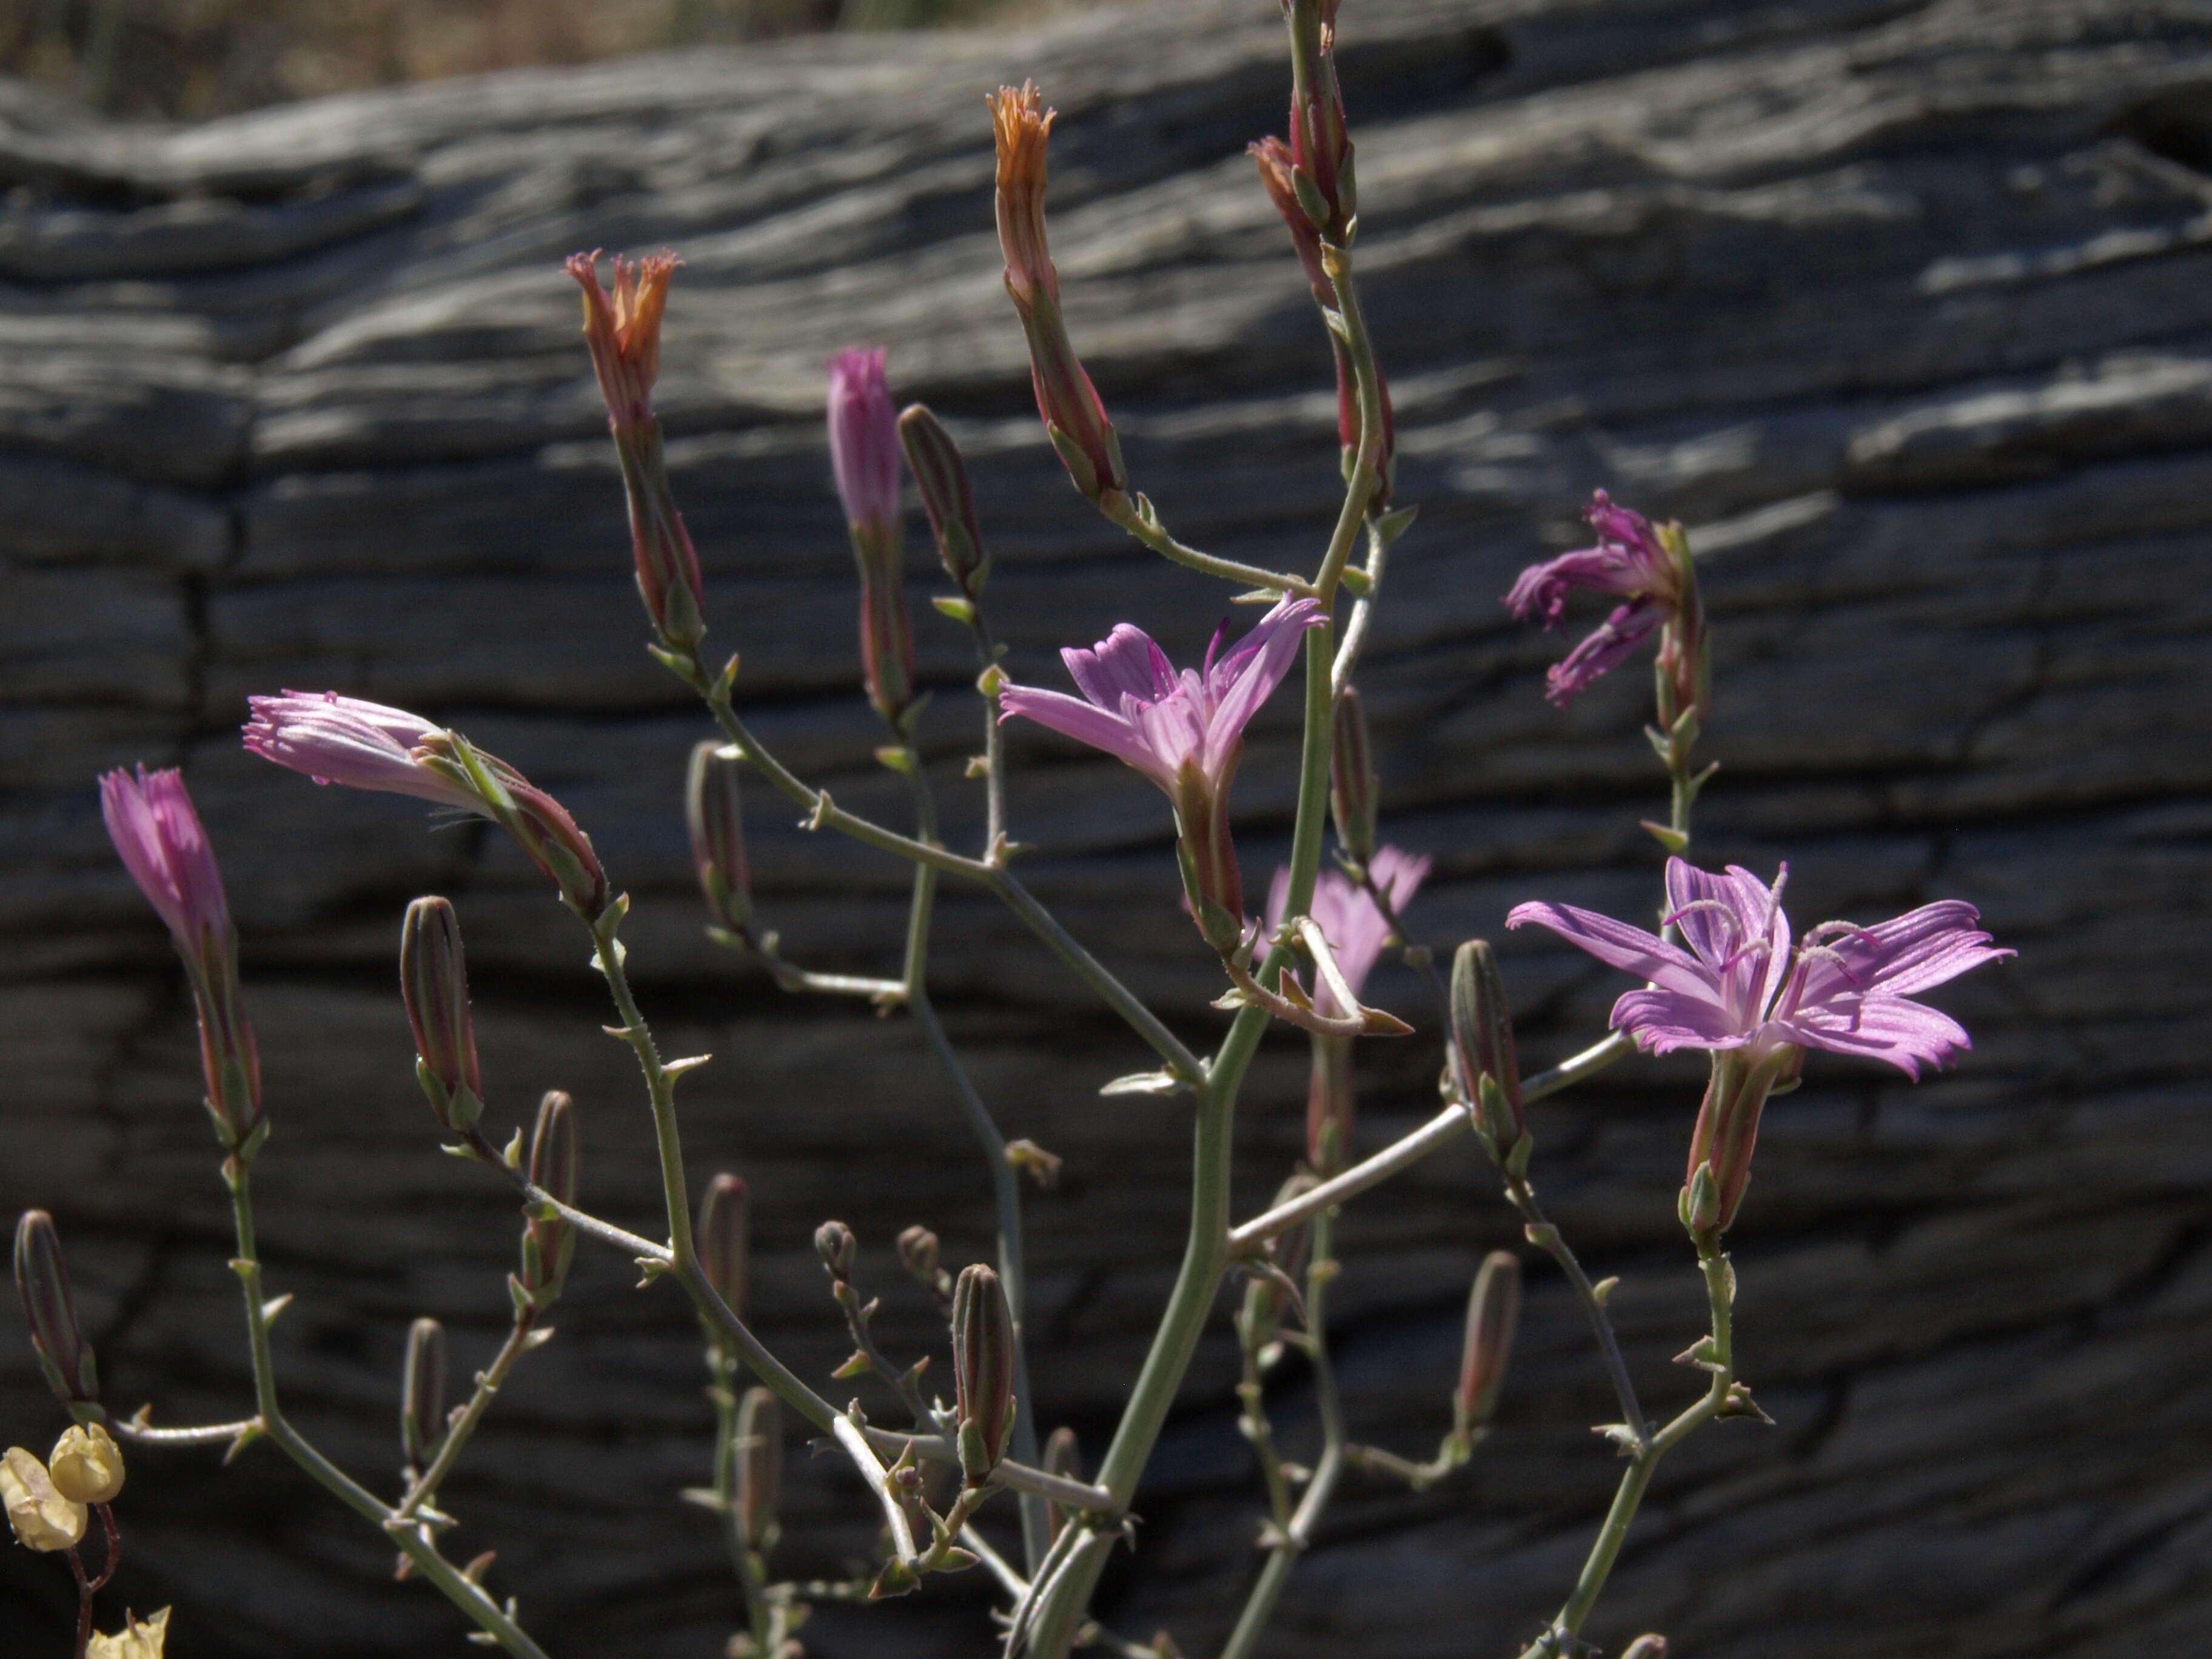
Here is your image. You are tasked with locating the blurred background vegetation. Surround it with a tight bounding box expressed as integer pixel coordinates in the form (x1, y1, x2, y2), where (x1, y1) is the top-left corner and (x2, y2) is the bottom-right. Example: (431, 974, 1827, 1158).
(0, 0, 1110, 119)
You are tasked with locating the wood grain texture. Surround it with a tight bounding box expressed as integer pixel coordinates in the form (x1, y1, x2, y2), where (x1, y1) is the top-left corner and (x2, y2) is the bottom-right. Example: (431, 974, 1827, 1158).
(4, 2, 2210, 1654)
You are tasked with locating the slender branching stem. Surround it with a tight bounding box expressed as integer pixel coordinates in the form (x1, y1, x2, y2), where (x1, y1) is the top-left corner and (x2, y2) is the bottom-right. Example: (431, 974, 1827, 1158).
(709, 1347, 780, 1658)
(1504, 1170, 1649, 1449)
(110, 1414, 261, 1447)
(394, 1306, 541, 1524)
(1100, 495, 1313, 596)
(218, 1156, 550, 1659)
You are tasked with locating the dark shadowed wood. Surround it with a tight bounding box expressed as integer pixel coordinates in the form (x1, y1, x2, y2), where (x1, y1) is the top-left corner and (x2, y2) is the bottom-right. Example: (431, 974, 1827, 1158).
(4, 2, 2210, 1655)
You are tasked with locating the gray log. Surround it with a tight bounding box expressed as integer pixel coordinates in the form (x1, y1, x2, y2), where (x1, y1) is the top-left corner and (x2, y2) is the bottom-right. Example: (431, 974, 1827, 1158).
(4, 1, 2210, 1655)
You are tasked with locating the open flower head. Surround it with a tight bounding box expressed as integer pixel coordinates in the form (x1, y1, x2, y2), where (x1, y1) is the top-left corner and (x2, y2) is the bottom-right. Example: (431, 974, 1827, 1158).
(1266, 845, 1430, 1018)
(1000, 597, 1324, 941)
(1506, 491, 1697, 708)
(1507, 857, 2011, 1079)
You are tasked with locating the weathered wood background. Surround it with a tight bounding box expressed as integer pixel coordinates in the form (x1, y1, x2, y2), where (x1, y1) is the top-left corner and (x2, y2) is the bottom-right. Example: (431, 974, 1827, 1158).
(5, 0, 2211, 1654)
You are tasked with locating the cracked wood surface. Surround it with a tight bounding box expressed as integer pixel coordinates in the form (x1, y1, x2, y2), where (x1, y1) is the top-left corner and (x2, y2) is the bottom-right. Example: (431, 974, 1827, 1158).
(3, 1, 2210, 1655)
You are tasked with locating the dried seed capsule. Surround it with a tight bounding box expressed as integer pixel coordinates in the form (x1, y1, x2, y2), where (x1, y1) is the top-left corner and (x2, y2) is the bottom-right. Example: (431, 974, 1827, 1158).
(400, 897, 481, 1133)
(14, 1210, 96, 1406)
(699, 1173, 749, 1320)
(1, 1447, 85, 1552)
(1453, 1251, 1522, 1436)
(1449, 939, 1524, 1159)
(734, 1385, 782, 1552)
(47, 1423, 124, 1505)
(685, 742, 752, 934)
(950, 1263, 1017, 1486)
(400, 1316, 446, 1468)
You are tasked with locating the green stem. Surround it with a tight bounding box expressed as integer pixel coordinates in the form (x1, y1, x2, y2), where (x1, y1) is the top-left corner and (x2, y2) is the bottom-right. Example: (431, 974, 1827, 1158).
(1101, 496, 1313, 595)
(394, 1307, 540, 1523)
(711, 1346, 777, 1656)
(220, 1157, 549, 1659)
(588, 903, 698, 1275)
(1504, 1170, 1647, 1449)
(1517, 1239, 1737, 1658)
(1313, 245, 1386, 603)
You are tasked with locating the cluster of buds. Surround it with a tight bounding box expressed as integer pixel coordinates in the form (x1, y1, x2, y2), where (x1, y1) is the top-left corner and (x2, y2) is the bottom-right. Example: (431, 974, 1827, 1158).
(518, 1090, 580, 1309)
(244, 694, 608, 918)
(828, 348, 917, 723)
(400, 897, 483, 1134)
(2, 1424, 124, 1554)
(987, 82, 1127, 508)
(1452, 1251, 1521, 1444)
(101, 766, 262, 1150)
(566, 251, 707, 651)
(699, 1172, 749, 1321)
(950, 1263, 1017, 1486)
(685, 741, 753, 938)
(400, 1316, 447, 1470)
(897, 404, 990, 602)
(15, 1210, 96, 1408)
(1450, 940, 1528, 1171)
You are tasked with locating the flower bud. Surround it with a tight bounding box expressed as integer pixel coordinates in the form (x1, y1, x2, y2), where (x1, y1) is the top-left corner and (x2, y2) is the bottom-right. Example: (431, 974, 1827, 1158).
(15, 1210, 96, 1406)
(699, 1173, 749, 1320)
(896, 1224, 939, 1283)
(1621, 1638, 1668, 1659)
(520, 1090, 578, 1301)
(897, 404, 990, 597)
(685, 742, 752, 934)
(988, 82, 1127, 506)
(1284, 0, 1354, 242)
(48, 1423, 124, 1504)
(1453, 1251, 1521, 1436)
(828, 348, 916, 722)
(1305, 1033, 1355, 1176)
(400, 897, 481, 1133)
(1450, 940, 1524, 1158)
(814, 1220, 856, 1282)
(1329, 686, 1378, 863)
(1, 1447, 85, 1551)
(950, 1262, 1017, 1485)
(401, 1316, 446, 1467)
(734, 1384, 782, 1551)
(1042, 1426, 1081, 1543)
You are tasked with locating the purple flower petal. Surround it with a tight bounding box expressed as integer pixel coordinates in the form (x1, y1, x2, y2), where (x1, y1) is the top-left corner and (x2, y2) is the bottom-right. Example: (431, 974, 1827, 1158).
(1506, 899, 1718, 1003)
(1064, 623, 1178, 710)
(1772, 995, 1972, 1080)
(243, 691, 480, 811)
(996, 685, 1167, 783)
(1199, 596, 1323, 779)
(1543, 602, 1663, 706)
(827, 348, 901, 535)
(1609, 988, 1754, 1054)
(101, 766, 229, 952)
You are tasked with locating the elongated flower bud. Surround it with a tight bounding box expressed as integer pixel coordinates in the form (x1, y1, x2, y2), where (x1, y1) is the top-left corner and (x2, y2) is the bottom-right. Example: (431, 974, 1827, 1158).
(734, 1384, 782, 1552)
(814, 1219, 856, 1282)
(1042, 1424, 1081, 1543)
(1450, 940, 1524, 1159)
(1329, 686, 1378, 862)
(566, 250, 706, 650)
(1238, 1171, 1318, 1358)
(1454, 1251, 1521, 1436)
(1, 1447, 85, 1552)
(685, 742, 752, 934)
(48, 1423, 123, 1505)
(401, 897, 482, 1133)
(520, 1090, 578, 1302)
(897, 404, 990, 597)
(15, 1210, 96, 1406)
(401, 1316, 446, 1467)
(828, 348, 915, 722)
(699, 1173, 749, 1320)
(988, 82, 1127, 506)
(951, 1263, 1017, 1485)
(1305, 1033, 1355, 1176)
(1285, 0, 1354, 242)
(1621, 1638, 1669, 1659)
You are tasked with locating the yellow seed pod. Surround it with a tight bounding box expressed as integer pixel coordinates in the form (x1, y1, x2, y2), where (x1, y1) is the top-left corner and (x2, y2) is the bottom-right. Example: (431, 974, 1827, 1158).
(1, 1446, 87, 1551)
(49, 1422, 125, 1504)
(89, 1607, 171, 1658)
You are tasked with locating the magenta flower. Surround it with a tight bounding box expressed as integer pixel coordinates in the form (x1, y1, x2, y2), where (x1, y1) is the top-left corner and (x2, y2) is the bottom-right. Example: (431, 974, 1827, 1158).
(999, 596, 1325, 944)
(99, 765, 261, 1145)
(1266, 845, 1431, 1019)
(1507, 857, 2010, 1081)
(1506, 491, 1701, 710)
(245, 692, 608, 916)
(828, 348, 902, 540)
(101, 765, 231, 957)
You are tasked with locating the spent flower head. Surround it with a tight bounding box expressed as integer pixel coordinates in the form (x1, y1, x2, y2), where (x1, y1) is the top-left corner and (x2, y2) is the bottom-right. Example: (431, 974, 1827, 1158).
(1507, 490, 1703, 712)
